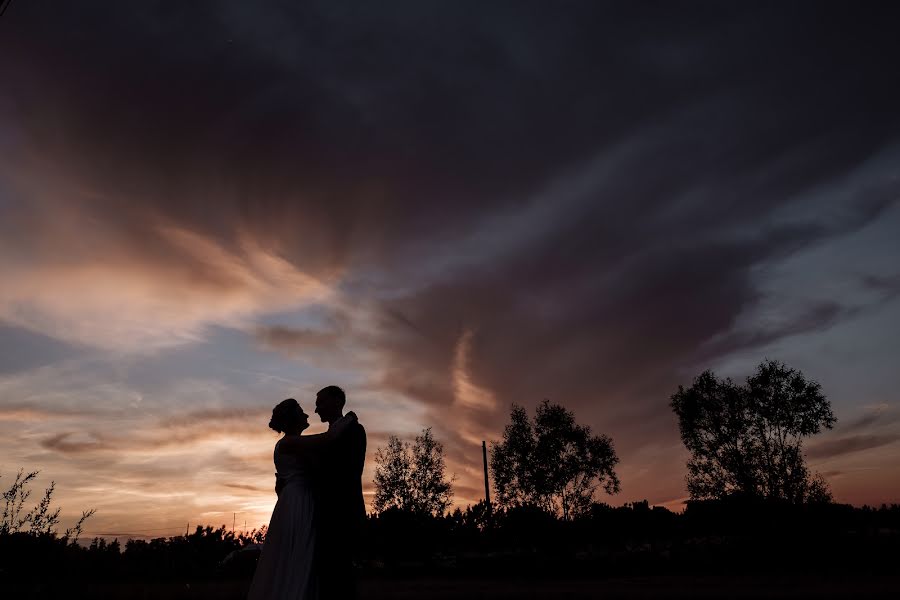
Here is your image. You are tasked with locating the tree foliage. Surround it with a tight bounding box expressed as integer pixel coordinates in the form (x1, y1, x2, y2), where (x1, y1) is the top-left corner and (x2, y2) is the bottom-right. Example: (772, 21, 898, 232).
(490, 400, 620, 520)
(671, 359, 836, 503)
(1, 469, 95, 543)
(372, 427, 454, 516)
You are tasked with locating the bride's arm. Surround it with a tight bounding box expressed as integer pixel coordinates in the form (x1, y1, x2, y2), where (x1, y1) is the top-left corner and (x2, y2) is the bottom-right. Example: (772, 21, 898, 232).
(278, 412, 358, 454)
(277, 431, 330, 453)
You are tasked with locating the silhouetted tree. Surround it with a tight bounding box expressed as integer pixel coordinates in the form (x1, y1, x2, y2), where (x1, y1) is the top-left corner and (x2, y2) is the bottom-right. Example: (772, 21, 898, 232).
(372, 436, 411, 511)
(671, 359, 836, 503)
(372, 427, 454, 516)
(1, 469, 94, 543)
(490, 400, 620, 520)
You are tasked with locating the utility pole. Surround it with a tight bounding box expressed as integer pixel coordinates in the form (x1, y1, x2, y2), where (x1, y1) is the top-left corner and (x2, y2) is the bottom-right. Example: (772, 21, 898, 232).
(482, 441, 491, 509)
(233, 513, 236, 533)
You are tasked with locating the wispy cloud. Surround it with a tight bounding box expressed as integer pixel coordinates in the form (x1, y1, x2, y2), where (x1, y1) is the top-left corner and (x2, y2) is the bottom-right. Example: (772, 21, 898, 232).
(841, 404, 898, 434)
(0, 217, 337, 352)
(254, 325, 342, 355)
(0, 404, 96, 421)
(807, 434, 900, 460)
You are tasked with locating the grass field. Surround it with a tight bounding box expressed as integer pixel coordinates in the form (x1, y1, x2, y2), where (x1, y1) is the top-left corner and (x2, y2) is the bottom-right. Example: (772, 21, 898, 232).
(8, 576, 900, 599)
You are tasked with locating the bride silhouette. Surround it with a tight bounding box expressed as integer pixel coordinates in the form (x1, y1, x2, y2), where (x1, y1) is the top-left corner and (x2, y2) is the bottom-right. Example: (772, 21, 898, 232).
(247, 398, 357, 600)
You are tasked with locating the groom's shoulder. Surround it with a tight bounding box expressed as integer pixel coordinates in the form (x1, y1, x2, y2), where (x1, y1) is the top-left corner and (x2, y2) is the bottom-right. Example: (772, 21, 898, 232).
(350, 420, 366, 446)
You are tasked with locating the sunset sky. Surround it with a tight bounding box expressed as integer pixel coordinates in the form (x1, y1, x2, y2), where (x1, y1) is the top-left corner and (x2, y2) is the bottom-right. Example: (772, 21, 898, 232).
(1, 2, 899, 539)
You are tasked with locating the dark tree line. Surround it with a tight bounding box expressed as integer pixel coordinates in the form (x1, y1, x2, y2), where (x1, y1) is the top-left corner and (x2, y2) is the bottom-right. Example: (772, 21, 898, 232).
(363, 497, 900, 575)
(7, 358, 892, 589)
(7, 499, 899, 586)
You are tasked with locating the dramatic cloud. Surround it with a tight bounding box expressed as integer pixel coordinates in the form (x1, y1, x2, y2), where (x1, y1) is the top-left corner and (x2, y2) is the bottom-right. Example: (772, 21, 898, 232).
(807, 434, 900, 460)
(840, 405, 899, 434)
(807, 405, 900, 460)
(0, 211, 336, 351)
(254, 326, 342, 354)
(1, 1, 900, 531)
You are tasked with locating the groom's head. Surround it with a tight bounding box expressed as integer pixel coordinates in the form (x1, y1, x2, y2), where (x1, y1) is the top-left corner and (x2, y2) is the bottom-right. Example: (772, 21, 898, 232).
(315, 385, 346, 424)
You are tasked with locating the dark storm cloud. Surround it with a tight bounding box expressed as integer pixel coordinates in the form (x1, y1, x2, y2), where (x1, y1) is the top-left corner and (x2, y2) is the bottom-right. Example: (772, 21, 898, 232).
(702, 300, 852, 358)
(4, 1, 896, 272)
(375, 199, 895, 459)
(3, 1, 900, 505)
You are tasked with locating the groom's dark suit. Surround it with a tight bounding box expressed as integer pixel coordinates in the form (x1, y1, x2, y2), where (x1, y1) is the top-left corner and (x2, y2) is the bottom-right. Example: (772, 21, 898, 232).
(317, 418, 366, 600)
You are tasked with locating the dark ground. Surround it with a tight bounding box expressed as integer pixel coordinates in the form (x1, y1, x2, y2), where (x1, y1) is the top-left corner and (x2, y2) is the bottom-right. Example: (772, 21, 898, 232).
(7, 576, 900, 600)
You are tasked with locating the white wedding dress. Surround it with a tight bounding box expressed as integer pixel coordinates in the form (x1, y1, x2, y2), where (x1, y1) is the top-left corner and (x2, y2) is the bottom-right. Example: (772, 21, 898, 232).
(247, 438, 318, 600)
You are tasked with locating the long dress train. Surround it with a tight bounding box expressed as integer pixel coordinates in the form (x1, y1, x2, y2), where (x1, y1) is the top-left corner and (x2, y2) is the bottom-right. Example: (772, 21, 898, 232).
(247, 439, 317, 600)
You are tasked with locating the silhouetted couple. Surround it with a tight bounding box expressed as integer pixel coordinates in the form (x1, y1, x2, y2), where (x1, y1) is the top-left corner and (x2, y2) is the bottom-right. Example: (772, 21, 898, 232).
(248, 386, 366, 600)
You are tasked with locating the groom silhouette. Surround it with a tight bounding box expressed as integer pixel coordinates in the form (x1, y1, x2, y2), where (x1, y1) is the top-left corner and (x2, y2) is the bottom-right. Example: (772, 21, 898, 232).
(314, 385, 366, 600)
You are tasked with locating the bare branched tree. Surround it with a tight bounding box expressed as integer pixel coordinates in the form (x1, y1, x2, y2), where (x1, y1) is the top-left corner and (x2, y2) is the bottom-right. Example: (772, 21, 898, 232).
(1, 469, 96, 543)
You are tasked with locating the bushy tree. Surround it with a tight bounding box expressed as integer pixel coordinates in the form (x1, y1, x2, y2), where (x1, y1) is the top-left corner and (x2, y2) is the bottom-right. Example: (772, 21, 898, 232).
(671, 359, 836, 503)
(490, 400, 620, 520)
(373, 427, 454, 516)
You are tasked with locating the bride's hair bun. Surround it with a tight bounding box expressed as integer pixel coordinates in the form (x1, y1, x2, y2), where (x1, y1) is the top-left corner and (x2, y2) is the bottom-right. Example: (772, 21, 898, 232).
(269, 398, 302, 433)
